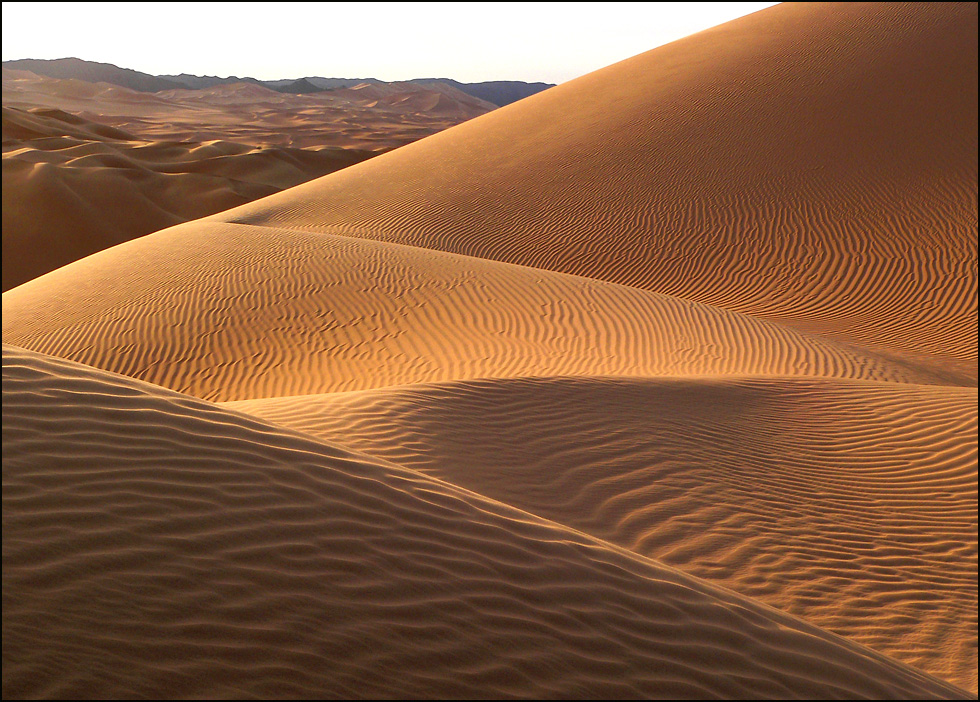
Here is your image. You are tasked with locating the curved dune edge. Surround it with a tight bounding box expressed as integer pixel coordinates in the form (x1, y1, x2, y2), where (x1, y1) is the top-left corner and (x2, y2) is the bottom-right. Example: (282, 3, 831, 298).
(1, 221, 973, 404)
(226, 374, 978, 691)
(210, 2, 977, 370)
(2, 344, 972, 699)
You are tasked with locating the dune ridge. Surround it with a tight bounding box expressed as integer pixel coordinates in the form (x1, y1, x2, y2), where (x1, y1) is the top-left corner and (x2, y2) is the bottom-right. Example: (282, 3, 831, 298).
(2, 222, 972, 405)
(3, 344, 972, 699)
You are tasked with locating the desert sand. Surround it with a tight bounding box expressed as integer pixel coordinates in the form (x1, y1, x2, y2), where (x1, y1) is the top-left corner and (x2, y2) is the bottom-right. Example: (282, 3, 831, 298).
(2, 70, 494, 290)
(2, 1, 977, 699)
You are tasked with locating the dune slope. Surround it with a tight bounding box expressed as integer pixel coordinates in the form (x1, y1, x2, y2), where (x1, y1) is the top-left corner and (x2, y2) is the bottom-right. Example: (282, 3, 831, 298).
(214, 2, 977, 375)
(2, 345, 971, 699)
(227, 375, 978, 690)
(1, 222, 969, 402)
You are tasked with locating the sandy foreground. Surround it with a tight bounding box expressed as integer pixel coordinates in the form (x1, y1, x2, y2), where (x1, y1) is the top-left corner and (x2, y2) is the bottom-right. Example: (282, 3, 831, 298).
(2, 1, 977, 699)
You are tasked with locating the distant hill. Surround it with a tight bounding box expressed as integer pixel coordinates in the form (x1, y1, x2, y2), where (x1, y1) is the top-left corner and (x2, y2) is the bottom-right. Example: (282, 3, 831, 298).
(304, 77, 379, 91)
(276, 77, 326, 94)
(413, 79, 554, 106)
(157, 73, 266, 90)
(2, 57, 554, 107)
(3, 58, 186, 92)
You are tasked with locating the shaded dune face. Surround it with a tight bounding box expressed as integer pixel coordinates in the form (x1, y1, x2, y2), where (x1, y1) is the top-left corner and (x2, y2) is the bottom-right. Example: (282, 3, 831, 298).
(227, 375, 978, 691)
(2, 345, 970, 700)
(2, 1, 977, 698)
(216, 2, 978, 376)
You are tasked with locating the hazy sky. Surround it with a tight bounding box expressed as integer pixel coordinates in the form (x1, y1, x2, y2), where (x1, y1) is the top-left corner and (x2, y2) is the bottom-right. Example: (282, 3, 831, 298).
(2, 2, 777, 84)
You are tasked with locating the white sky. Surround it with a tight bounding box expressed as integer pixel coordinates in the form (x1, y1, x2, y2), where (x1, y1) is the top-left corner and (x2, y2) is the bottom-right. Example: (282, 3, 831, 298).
(1, 2, 778, 84)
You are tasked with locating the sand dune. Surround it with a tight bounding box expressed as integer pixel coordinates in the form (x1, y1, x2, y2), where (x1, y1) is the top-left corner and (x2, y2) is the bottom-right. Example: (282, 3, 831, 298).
(2, 1, 977, 698)
(215, 2, 978, 378)
(3, 344, 970, 699)
(2, 107, 376, 290)
(325, 80, 497, 118)
(3, 221, 971, 403)
(227, 375, 977, 689)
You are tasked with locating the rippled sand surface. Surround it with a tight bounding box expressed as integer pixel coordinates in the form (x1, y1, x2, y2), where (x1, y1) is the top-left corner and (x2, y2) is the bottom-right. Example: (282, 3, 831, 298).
(3, 2, 976, 697)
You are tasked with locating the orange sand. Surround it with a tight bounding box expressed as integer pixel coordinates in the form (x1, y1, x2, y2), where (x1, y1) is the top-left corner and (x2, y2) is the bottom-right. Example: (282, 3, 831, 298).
(2, 2, 977, 698)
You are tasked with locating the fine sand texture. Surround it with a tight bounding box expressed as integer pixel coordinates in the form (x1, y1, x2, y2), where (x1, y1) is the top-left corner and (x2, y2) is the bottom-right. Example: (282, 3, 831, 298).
(2, 71, 494, 290)
(2, 1, 977, 698)
(2, 345, 970, 699)
(227, 376, 978, 691)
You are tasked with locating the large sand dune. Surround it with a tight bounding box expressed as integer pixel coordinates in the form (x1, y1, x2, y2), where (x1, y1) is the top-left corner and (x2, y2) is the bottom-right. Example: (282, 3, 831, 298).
(215, 1, 978, 379)
(2, 1, 977, 698)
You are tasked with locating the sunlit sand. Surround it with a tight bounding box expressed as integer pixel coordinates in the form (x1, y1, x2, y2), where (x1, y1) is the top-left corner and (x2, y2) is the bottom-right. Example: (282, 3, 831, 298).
(3, 2, 976, 698)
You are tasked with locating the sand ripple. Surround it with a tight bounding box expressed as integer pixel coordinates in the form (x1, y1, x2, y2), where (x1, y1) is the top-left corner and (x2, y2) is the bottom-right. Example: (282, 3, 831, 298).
(2, 222, 970, 403)
(2, 2, 976, 697)
(227, 375, 978, 690)
(3, 345, 971, 699)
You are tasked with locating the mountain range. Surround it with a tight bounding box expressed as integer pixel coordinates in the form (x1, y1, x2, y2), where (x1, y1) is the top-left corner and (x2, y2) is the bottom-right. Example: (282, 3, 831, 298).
(2, 57, 553, 106)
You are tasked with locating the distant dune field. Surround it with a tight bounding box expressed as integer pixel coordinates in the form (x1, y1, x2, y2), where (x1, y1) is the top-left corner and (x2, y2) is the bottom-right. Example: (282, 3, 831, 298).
(3, 2, 977, 699)
(2, 70, 495, 290)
